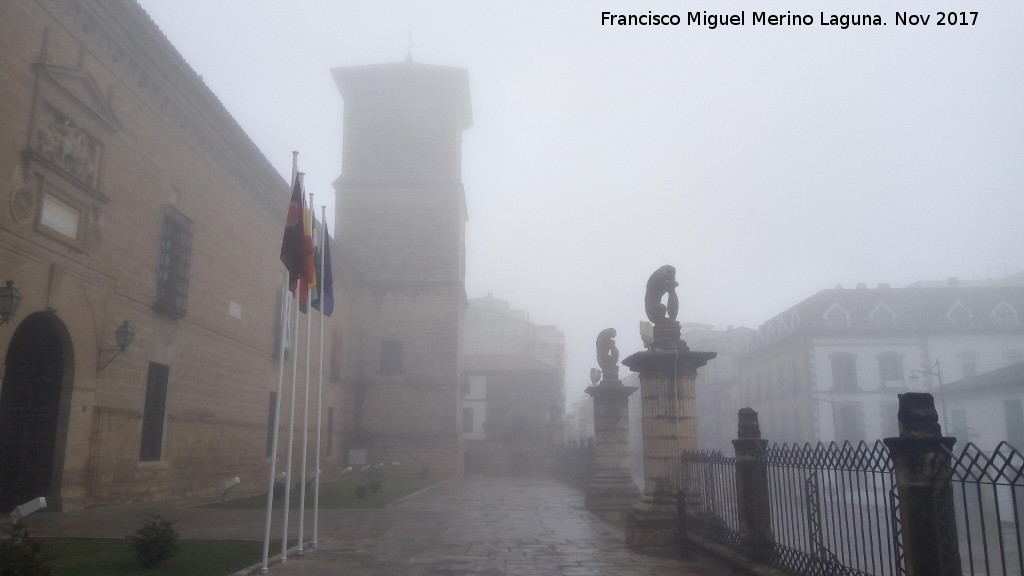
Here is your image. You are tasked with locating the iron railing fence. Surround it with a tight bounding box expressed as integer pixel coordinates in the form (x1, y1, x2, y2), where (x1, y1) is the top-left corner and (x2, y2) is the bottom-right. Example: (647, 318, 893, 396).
(554, 439, 594, 488)
(680, 450, 741, 547)
(681, 440, 903, 576)
(941, 441, 1024, 576)
(762, 441, 902, 576)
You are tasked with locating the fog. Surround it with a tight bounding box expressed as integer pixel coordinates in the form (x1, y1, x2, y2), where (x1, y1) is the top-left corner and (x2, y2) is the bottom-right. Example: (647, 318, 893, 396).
(138, 0, 1024, 404)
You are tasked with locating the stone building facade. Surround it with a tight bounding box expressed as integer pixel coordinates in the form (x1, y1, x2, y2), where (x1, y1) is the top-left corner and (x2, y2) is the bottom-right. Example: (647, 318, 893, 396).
(332, 60, 471, 479)
(0, 0, 470, 509)
(734, 277, 1024, 445)
(462, 295, 565, 475)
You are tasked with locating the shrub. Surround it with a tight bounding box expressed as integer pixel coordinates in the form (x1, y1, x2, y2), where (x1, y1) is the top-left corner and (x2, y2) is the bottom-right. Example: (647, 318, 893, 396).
(130, 514, 179, 568)
(353, 485, 368, 499)
(368, 478, 382, 493)
(0, 523, 53, 576)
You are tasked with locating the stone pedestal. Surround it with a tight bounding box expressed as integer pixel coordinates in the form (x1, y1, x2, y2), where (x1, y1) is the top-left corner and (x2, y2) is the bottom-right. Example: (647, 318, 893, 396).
(883, 393, 963, 576)
(585, 380, 640, 525)
(622, 321, 715, 552)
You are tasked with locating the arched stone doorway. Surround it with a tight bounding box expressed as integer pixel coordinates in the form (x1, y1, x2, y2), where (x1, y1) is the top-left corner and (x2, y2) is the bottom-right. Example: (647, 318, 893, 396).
(0, 312, 74, 512)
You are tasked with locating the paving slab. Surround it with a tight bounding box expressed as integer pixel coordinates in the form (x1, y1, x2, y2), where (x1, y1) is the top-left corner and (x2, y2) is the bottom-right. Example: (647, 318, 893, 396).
(29, 475, 715, 575)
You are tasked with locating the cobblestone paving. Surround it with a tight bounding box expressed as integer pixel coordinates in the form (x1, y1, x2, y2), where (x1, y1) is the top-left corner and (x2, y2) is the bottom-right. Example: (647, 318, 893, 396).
(31, 475, 713, 575)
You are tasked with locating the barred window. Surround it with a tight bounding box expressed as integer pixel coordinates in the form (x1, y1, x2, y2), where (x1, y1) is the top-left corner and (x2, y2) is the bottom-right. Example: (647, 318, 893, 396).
(830, 352, 859, 392)
(154, 206, 193, 317)
(140, 362, 170, 461)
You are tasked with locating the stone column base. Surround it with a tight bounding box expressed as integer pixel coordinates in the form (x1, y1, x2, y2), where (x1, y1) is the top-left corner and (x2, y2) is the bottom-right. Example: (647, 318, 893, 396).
(625, 496, 678, 552)
(585, 472, 641, 526)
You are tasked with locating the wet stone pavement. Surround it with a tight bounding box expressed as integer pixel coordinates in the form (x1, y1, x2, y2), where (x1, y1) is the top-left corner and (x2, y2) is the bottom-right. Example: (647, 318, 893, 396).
(32, 475, 714, 576)
(257, 476, 712, 576)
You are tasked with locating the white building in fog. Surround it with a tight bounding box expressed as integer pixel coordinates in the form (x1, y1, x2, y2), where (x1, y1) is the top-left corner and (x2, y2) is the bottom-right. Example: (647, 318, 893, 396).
(734, 275, 1024, 445)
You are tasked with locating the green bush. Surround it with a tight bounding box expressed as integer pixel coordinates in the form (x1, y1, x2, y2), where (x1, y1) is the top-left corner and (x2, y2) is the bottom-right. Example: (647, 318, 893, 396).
(353, 485, 368, 499)
(0, 523, 53, 576)
(368, 478, 382, 493)
(130, 514, 179, 568)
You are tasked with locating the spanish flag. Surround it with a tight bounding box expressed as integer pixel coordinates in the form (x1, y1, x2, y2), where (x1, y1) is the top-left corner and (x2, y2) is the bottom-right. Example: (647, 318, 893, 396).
(298, 195, 316, 313)
(280, 174, 315, 298)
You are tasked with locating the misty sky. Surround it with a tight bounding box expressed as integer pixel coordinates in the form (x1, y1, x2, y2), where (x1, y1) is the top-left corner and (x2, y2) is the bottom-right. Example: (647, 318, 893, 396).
(137, 0, 1024, 404)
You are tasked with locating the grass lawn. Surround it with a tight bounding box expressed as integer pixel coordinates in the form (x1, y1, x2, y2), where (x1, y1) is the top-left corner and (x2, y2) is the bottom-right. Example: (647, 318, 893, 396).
(210, 472, 439, 510)
(43, 538, 272, 576)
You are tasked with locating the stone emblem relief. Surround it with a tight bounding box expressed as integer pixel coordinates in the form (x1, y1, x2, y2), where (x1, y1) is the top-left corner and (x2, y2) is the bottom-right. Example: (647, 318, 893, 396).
(35, 105, 101, 187)
(7, 163, 35, 225)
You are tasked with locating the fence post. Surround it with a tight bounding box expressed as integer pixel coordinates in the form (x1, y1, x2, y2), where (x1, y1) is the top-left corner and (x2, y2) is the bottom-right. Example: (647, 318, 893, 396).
(732, 407, 773, 561)
(883, 392, 962, 576)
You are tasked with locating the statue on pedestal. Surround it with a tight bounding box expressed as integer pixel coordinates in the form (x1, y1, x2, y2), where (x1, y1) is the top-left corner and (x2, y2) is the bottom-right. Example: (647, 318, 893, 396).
(596, 328, 620, 383)
(644, 265, 679, 324)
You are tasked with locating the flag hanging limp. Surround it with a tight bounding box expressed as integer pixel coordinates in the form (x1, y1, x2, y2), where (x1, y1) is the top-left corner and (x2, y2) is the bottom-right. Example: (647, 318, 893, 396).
(280, 176, 314, 293)
(297, 195, 317, 313)
(312, 224, 334, 317)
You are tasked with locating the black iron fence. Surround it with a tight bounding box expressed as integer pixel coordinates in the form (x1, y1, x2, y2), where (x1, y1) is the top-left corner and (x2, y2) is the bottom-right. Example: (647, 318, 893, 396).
(682, 441, 902, 576)
(554, 438, 593, 488)
(679, 397, 1023, 576)
(944, 441, 1024, 576)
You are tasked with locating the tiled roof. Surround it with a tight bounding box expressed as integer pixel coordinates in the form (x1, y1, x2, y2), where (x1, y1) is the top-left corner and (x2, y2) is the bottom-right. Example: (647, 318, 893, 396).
(943, 361, 1024, 393)
(748, 284, 1024, 351)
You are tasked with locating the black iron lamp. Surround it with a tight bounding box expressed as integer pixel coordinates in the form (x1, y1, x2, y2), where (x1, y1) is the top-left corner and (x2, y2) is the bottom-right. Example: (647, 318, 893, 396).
(0, 280, 22, 326)
(98, 320, 134, 370)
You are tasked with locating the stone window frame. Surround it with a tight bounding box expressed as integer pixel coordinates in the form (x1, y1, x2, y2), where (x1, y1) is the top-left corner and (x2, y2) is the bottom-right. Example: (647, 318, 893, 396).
(20, 60, 119, 253)
(877, 352, 905, 388)
(153, 205, 194, 319)
(829, 352, 859, 393)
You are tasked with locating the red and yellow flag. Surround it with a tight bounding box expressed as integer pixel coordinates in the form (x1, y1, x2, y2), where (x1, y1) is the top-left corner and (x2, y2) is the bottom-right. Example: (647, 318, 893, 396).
(280, 175, 314, 297)
(298, 197, 316, 312)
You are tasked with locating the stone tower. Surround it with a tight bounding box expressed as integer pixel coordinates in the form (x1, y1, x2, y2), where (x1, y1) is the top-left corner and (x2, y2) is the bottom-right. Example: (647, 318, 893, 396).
(332, 60, 472, 477)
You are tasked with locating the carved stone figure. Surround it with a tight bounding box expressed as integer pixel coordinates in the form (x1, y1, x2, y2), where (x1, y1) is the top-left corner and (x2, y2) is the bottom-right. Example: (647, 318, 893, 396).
(596, 328, 619, 376)
(644, 265, 679, 324)
(36, 107, 99, 186)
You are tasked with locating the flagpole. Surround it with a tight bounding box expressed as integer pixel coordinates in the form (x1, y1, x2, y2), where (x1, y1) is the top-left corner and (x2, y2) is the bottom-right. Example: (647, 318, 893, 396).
(281, 172, 305, 562)
(297, 192, 314, 555)
(263, 151, 300, 572)
(313, 205, 327, 548)
(260, 273, 290, 573)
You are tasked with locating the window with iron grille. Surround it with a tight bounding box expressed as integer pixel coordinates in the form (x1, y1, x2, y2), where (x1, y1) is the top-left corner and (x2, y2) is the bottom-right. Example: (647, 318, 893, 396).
(140, 362, 170, 461)
(154, 206, 193, 317)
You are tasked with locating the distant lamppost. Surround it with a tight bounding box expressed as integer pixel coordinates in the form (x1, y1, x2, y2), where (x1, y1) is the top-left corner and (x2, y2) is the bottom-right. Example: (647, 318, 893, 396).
(97, 320, 135, 371)
(910, 360, 948, 435)
(0, 280, 22, 326)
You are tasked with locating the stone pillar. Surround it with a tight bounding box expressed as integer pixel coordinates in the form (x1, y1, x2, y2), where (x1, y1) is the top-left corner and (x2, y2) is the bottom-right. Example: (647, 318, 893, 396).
(621, 320, 715, 551)
(883, 392, 963, 576)
(732, 408, 773, 560)
(585, 367, 640, 525)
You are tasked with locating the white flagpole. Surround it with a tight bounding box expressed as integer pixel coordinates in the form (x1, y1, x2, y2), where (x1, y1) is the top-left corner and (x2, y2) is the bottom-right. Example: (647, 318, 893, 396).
(260, 272, 290, 573)
(282, 171, 305, 562)
(297, 192, 315, 555)
(313, 205, 327, 548)
(262, 151, 299, 572)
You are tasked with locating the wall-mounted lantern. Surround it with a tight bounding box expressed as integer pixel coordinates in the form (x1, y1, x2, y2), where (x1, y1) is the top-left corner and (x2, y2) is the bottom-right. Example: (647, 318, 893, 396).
(0, 281, 22, 326)
(98, 320, 134, 371)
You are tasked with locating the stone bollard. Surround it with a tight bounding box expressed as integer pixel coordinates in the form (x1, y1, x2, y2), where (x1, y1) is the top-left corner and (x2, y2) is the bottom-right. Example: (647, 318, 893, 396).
(731, 408, 773, 561)
(883, 392, 963, 576)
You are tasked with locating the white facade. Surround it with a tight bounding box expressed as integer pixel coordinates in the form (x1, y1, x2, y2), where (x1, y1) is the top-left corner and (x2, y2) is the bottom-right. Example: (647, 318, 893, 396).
(737, 276, 1024, 445)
